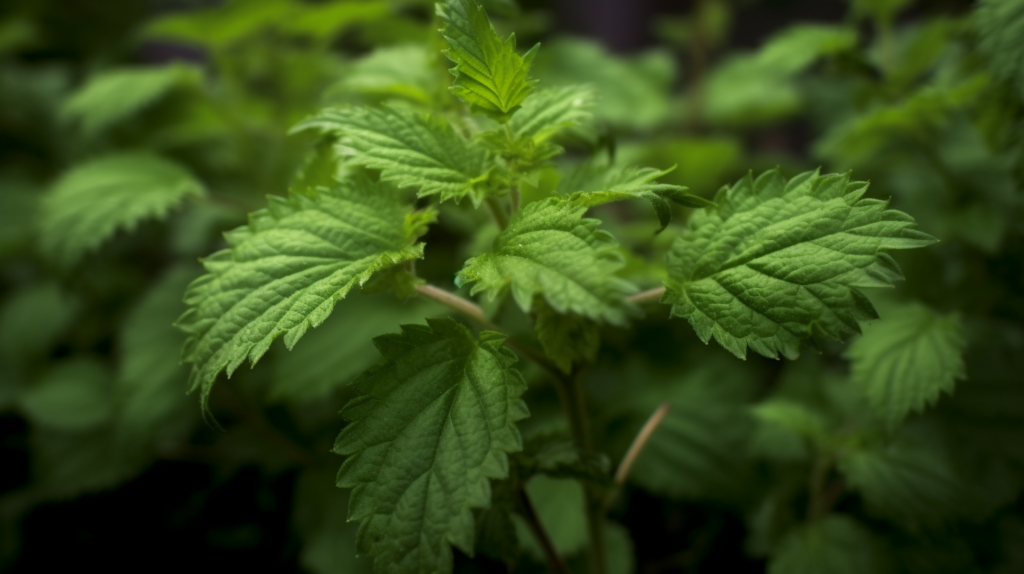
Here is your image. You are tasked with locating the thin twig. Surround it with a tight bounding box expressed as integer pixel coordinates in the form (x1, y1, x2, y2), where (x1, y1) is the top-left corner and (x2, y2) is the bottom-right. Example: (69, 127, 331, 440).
(615, 402, 671, 485)
(516, 487, 572, 574)
(627, 286, 666, 305)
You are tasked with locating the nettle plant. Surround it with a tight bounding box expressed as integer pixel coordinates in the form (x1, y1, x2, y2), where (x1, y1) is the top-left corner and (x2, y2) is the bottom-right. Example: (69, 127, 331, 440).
(176, 1, 936, 572)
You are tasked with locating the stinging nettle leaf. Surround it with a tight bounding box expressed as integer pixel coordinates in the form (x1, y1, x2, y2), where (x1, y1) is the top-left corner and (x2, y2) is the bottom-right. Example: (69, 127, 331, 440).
(508, 85, 595, 142)
(334, 318, 528, 574)
(39, 153, 206, 267)
(437, 0, 539, 121)
(562, 161, 714, 232)
(292, 105, 496, 206)
(177, 176, 433, 406)
(456, 196, 639, 325)
(533, 299, 600, 374)
(769, 515, 891, 574)
(664, 169, 936, 360)
(846, 301, 966, 429)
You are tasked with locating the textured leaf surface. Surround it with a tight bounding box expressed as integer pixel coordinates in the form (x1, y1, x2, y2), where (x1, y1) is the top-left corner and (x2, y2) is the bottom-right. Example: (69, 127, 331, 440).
(664, 169, 936, 360)
(333, 318, 528, 574)
(456, 197, 639, 324)
(437, 0, 538, 120)
(293, 105, 494, 205)
(177, 177, 431, 405)
(839, 431, 965, 524)
(769, 515, 890, 574)
(61, 64, 196, 135)
(847, 301, 966, 428)
(39, 153, 205, 267)
(561, 161, 712, 231)
(508, 85, 594, 141)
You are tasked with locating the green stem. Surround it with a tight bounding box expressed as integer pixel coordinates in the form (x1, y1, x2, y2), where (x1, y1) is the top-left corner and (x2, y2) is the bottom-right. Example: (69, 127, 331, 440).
(485, 196, 510, 230)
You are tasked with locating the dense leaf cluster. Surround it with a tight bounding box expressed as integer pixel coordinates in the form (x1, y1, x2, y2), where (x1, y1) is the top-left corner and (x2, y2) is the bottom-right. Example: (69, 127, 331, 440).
(2, 0, 1023, 573)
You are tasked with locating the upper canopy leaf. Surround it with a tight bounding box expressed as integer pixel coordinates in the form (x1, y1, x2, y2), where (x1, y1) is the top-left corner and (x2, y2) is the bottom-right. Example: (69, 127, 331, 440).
(177, 176, 433, 406)
(437, 0, 538, 121)
(664, 169, 936, 360)
(334, 318, 528, 574)
(293, 105, 496, 206)
(560, 160, 713, 232)
(456, 197, 639, 325)
(39, 153, 205, 267)
(846, 301, 966, 429)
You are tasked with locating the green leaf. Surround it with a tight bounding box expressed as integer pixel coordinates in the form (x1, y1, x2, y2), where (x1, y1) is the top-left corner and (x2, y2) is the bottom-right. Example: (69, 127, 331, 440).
(839, 429, 966, 525)
(269, 292, 443, 403)
(748, 399, 829, 461)
(975, 0, 1024, 101)
(437, 0, 538, 121)
(623, 358, 758, 501)
(769, 515, 891, 574)
(0, 282, 78, 366)
(846, 301, 966, 429)
(39, 153, 206, 267)
(532, 38, 675, 130)
(293, 105, 497, 206)
(60, 64, 198, 136)
(177, 176, 432, 407)
(534, 300, 599, 374)
(331, 44, 439, 105)
(512, 475, 588, 558)
(19, 359, 113, 431)
(116, 266, 198, 451)
(664, 169, 936, 360)
(333, 318, 528, 574)
(456, 197, 639, 324)
(562, 160, 712, 232)
(508, 85, 594, 142)
(0, 174, 40, 256)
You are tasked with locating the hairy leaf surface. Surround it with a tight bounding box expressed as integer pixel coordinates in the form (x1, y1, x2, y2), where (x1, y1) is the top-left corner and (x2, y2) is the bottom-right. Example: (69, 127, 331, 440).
(293, 105, 495, 205)
(39, 153, 206, 267)
(847, 301, 966, 428)
(334, 318, 528, 574)
(456, 197, 639, 324)
(664, 169, 936, 360)
(177, 177, 432, 405)
(437, 0, 538, 120)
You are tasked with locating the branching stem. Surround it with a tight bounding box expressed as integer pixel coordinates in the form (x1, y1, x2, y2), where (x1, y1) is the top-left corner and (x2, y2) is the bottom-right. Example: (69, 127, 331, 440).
(627, 286, 667, 305)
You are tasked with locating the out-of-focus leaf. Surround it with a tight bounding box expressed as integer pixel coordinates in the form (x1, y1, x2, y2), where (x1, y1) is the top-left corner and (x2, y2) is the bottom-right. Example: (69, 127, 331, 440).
(39, 153, 206, 267)
(61, 64, 199, 136)
(769, 515, 891, 574)
(19, 359, 113, 431)
(0, 283, 78, 366)
(513, 475, 588, 558)
(0, 175, 40, 256)
(269, 292, 443, 402)
(533, 38, 674, 130)
(975, 0, 1024, 101)
(329, 44, 439, 105)
(847, 301, 966, 429)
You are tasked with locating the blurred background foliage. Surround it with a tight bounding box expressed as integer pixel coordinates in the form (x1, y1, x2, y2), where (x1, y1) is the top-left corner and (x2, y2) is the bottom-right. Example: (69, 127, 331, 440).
(1, 0, 1023, 572)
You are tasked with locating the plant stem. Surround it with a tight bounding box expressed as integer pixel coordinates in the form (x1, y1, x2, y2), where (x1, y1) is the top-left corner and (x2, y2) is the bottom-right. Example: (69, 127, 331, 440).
(414, 283, 563, 377)
(516, 487, 572, 574)
(614, 402, 671, 486)
(627, 286, 667, 305)
(485, 196, 509, 230)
